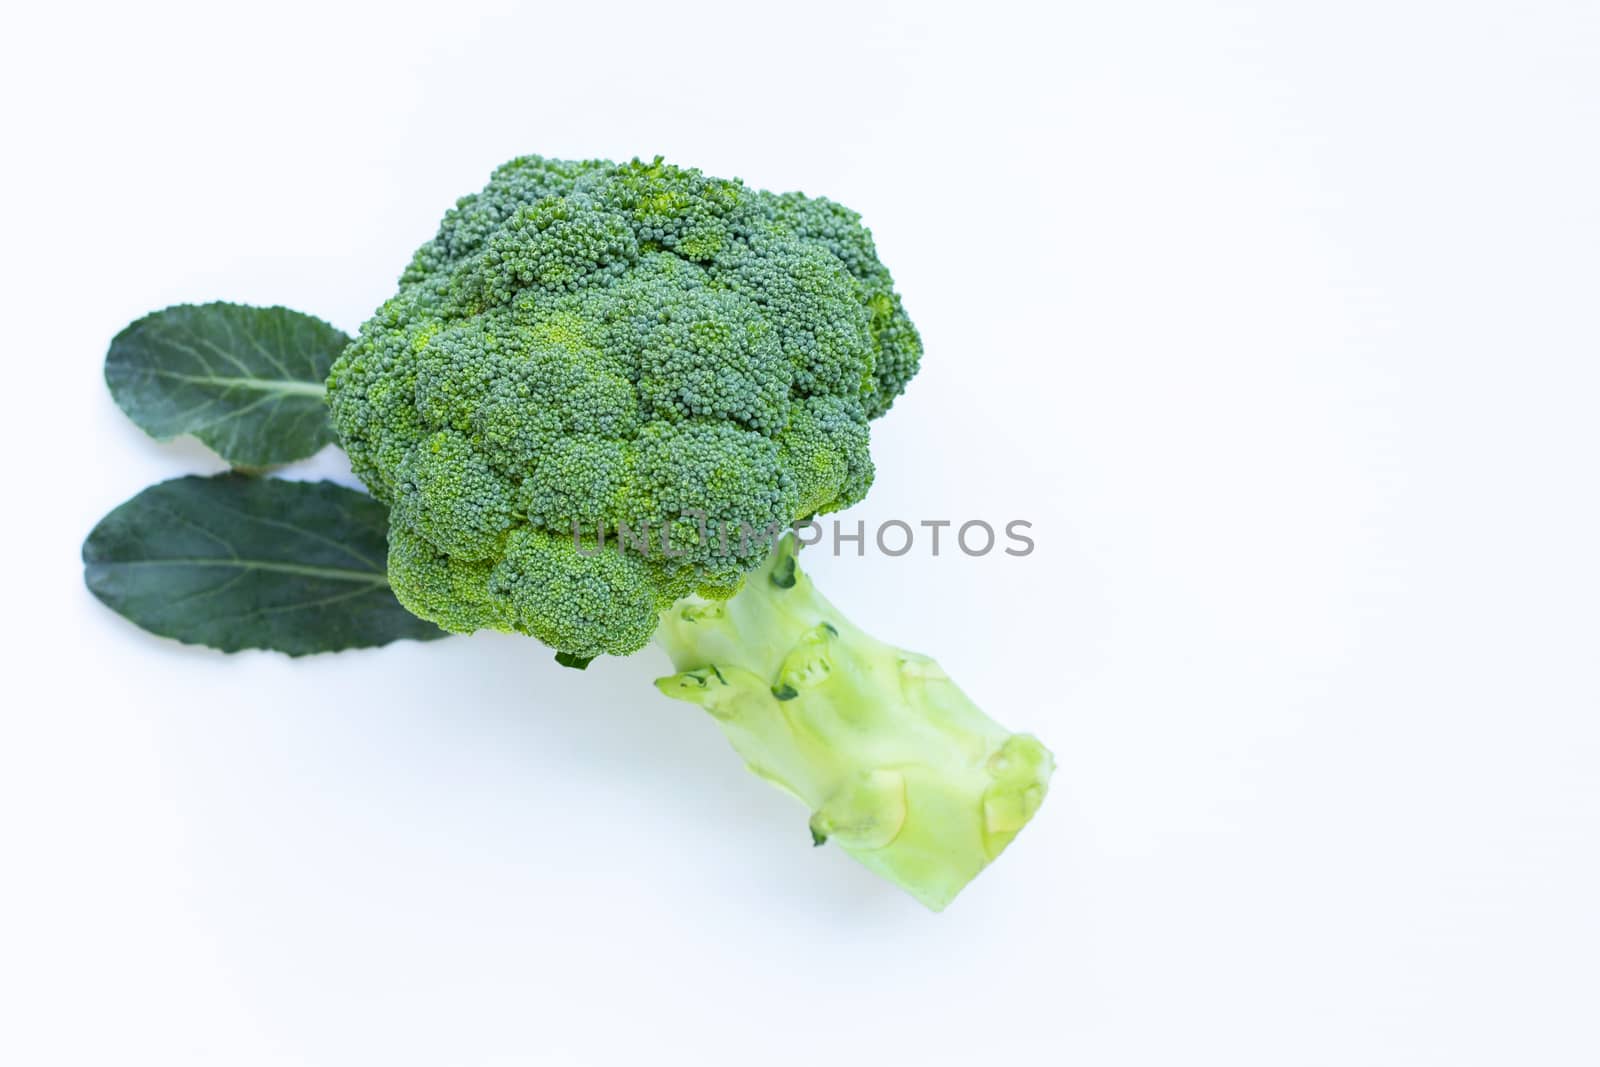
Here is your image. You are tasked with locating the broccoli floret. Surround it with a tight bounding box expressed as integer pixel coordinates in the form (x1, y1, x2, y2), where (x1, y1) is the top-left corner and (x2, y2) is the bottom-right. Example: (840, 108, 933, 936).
(328, 155, 921, 657)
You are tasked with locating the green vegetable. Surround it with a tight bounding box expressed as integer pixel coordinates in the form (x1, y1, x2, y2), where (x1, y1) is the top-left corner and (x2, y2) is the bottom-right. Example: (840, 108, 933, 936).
(106, 303, 349, 467)
(84, 154, 1053, 911)
(84, 474, 446, 654)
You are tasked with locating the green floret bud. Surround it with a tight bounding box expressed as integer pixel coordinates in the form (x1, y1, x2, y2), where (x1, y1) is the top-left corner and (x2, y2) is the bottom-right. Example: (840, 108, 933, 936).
(518, 434, 633, 532)
(492, 528, 661, 657)
(633, 419, 791, 567)
(779, 395, 875, 517)
(386, 522, 515, 634)
(452, 196, 638, 307)
(391, 430, 513, 561)
(637, 289, 790, 432)
(653, 537, 1053, 911)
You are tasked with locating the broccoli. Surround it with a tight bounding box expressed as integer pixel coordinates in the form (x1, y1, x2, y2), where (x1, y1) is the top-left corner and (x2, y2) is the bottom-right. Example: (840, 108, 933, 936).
(324, 156, 1051, 907)
(90, 155, 1053, 911)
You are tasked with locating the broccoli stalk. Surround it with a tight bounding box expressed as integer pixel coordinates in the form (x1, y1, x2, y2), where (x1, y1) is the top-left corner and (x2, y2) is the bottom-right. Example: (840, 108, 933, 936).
(654, 535, 1053, 911)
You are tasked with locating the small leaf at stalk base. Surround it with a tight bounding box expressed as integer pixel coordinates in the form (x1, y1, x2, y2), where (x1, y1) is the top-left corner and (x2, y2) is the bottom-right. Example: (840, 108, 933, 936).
(810, 770, 908, 851)
(768, 545, 797, 589)
(554, 651, 596, 670)
(83, 474, 447, 655)
(810, 825, 828, 847)
(771, 683, 799, 701)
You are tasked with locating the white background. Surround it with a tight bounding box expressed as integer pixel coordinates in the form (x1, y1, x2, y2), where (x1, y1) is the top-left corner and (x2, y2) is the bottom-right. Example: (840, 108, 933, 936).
(3, 1, 1597, 1064)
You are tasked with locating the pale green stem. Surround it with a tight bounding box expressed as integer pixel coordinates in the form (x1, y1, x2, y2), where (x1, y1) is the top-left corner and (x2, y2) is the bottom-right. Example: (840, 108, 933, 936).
(652, 535, 1053, 911)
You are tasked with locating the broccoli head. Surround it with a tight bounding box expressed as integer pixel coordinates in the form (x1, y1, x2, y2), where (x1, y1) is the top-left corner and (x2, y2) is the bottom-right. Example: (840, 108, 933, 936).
(327, 155, 921, 657)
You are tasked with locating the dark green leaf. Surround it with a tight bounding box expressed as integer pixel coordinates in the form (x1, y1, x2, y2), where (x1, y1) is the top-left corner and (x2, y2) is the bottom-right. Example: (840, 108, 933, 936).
(105, 303, 348, 467)
(554, 651, 596, 670)
(83, 475, 448, 655)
